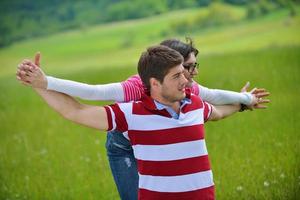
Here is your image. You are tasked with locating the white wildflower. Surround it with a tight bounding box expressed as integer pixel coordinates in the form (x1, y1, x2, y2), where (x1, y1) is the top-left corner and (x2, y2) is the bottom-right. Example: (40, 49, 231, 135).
(40, 148, 48, 155)
(25, 175, 30, 181)
(263, 165, 267, 169)
(280, 173, 285, 179)
(271, 168, 276, 172)
(264, 181, 270, 187)
(236, 186, 243, 191)
(275, 142, 283, 147)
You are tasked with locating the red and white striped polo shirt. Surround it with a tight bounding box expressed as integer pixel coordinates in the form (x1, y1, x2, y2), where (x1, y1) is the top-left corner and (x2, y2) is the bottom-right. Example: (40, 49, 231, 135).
(104, 91, 214, 200)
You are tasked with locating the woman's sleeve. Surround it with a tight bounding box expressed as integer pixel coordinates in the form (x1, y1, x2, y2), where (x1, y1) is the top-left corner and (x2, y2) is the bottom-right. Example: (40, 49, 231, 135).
(197, 84, 253, 105)
(46, 76, 125, 102)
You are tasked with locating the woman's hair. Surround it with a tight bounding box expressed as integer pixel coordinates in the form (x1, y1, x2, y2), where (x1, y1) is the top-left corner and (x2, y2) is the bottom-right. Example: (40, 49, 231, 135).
(160, 37, 199, 61)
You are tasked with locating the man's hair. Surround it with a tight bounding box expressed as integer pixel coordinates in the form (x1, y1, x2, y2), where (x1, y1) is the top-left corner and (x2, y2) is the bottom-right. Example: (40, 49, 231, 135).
(160, 37, 199, 61)
(138, 45, 183, 91)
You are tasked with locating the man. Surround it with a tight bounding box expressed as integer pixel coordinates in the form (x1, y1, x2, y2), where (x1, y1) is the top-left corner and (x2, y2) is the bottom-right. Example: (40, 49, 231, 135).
(17, 45, 268, 199)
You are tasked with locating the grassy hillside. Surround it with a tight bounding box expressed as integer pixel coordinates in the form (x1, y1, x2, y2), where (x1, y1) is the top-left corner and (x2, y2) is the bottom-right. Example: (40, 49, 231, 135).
(0, 7, 299, 77)
(0, 6, 299, 200)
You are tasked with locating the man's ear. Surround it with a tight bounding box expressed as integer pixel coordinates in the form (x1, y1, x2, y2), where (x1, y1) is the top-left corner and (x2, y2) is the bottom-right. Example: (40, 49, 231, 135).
(149, 77, 161, 90)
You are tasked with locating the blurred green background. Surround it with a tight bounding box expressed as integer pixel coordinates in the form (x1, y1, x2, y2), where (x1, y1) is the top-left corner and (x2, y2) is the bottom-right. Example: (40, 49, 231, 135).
(0, 0, 299, 199)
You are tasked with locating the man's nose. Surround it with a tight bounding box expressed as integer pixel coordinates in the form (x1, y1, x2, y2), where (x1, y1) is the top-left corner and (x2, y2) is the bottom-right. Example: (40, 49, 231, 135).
(181, 73, 188, 85)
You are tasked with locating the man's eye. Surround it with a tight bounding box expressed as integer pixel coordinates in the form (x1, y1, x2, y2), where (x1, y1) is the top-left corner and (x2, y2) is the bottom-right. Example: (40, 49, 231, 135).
(174, 74, 180, 79)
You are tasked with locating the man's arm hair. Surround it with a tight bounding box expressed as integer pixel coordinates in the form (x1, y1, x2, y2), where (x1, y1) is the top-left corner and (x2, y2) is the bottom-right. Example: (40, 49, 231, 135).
(34, 88, 109, 130)
(208, 104, 241, 121)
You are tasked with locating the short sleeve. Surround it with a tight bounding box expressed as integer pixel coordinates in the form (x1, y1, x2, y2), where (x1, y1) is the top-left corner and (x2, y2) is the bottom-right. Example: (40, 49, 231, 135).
(121, 74, 146, 102)
(203, 101, 212, 122)
(104, 104, 128, 132)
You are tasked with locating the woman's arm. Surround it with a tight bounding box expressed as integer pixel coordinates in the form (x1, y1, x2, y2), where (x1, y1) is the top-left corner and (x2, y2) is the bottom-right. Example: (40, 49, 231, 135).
(47, 74, 145, 102)
(47, 76, 125, 101)
(197, 84, 253, 105)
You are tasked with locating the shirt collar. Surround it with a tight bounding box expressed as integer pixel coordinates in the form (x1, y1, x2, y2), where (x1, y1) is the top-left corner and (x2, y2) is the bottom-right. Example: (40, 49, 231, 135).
(154, 98, 191, 111)
(141, 89, 192, 111)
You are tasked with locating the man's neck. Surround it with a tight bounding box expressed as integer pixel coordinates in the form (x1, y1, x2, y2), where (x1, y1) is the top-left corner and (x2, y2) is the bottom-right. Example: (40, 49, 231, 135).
(151, 94, 181, 114)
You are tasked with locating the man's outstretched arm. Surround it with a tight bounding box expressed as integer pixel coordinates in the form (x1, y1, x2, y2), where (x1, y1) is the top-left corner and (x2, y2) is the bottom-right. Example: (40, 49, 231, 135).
(208, 104, 241, 121)
(17, 61, 109, 131)
(37, 88, 108, 130)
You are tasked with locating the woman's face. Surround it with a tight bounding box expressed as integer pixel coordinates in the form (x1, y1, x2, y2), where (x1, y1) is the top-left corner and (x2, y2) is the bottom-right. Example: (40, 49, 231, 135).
(183, 52, 199, 87)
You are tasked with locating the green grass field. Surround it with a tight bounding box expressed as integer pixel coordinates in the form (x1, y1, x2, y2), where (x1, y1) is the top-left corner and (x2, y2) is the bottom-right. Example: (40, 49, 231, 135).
(0, 6, 299, 200)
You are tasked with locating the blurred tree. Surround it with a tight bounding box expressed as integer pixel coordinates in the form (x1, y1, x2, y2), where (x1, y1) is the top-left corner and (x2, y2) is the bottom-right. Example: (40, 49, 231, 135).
(0, 0, 298, 47)
(166, 0, 197, 9)
(171, 2, 244, 34)
(106, 0, 168, 21)
(246, 0, 298, 19)
(246, 3, 261, 19)
(223, 0, 249, 5)
(195, 0, 212, 6)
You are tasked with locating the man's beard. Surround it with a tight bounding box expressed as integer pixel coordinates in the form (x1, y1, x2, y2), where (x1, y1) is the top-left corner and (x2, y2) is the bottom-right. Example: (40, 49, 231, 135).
(161, 90, 185, 103)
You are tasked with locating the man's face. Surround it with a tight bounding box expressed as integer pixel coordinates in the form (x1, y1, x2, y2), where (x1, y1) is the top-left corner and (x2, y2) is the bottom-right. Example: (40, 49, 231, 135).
(158, 64, 188, 103)
(183, 52, 199, 87)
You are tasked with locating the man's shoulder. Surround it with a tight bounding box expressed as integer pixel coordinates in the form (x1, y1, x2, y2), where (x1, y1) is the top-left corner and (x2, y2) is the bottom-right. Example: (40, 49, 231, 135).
(113, 100, 144, 111)
(190, 93, 202, 102)
(183, 94, 205, 112)
(186, 89, 203, 103)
